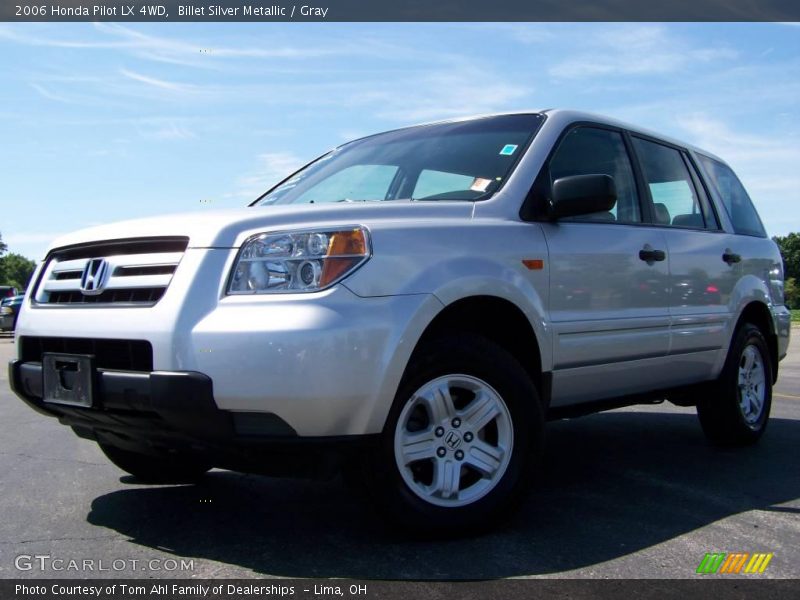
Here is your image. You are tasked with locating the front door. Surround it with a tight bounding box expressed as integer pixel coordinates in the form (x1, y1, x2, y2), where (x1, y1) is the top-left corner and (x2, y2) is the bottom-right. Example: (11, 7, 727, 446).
(540, 125, 673, 407)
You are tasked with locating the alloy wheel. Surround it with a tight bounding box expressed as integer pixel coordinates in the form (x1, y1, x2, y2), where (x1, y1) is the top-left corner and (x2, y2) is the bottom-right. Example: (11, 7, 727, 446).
(393, 374, 514, 508)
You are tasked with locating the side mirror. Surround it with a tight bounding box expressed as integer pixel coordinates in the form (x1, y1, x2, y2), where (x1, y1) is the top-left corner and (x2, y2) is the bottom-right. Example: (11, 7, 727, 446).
(549, 174, 617, 220)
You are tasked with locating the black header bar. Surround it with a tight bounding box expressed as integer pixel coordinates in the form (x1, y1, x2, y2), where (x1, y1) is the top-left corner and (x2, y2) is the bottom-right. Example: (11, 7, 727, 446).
(4, 579, 800, 600)
(2, 0, 800, 22)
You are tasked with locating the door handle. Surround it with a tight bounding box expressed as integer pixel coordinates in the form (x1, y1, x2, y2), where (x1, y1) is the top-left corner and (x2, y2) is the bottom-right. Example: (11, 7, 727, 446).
(639, 246, 666, 263)
(722, 249, 741, 265)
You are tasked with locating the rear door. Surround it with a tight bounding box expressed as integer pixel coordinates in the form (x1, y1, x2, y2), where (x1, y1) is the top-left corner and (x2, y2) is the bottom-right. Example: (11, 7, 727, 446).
(693, 152, 779, 345)
(630, 136, 734, 383)
(541, 125, 673, 407)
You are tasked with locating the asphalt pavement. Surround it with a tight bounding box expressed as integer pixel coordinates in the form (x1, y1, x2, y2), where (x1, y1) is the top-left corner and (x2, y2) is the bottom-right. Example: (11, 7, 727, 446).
(0, 330, 798, 580)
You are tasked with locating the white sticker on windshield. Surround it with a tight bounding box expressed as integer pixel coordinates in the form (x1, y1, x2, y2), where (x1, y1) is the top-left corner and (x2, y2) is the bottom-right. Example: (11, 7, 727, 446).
(470, 178, 492, 192)
(499, 144, 518, 156)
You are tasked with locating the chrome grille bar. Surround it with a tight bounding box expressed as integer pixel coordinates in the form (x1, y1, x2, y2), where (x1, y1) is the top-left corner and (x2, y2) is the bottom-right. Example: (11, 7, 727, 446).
(34, 239, 187, 307)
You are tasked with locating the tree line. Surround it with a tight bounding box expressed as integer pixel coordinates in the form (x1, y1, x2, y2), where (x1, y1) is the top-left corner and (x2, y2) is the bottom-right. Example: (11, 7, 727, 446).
(0, 232, 37, 292)
(774, 233, 799, 309)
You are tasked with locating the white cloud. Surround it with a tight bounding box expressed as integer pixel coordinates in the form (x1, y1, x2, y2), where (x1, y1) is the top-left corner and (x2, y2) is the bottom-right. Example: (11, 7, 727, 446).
(358, 67, 531, 123)
(338, 130, 369, 142)
(231, 152, 306, 202)
(677, 113, 800, 236)
(0, 23, 356, 71)
(138, 120, 196, 140)
(3, 232, 67, 259)
(30, 68, 210, 108)
(469, 23, 557, 45)
(3, 22, 796, 239)
(0, 24, 122, 48)
(29, 83, 71, 103)
(119, 68, 203, 94)
(4, 232, 66, 245)
(96, 23, 348, 62)
(549, 25, 738, 79)
(677, 114, 800, 164)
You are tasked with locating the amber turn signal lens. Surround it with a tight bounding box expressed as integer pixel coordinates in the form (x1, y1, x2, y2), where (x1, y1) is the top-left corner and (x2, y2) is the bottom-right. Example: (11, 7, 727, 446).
(320, 229, 369, 287)
(522, 259, 544, 270)
(320, 257, 361, 287)
(328, 229, 368, 256)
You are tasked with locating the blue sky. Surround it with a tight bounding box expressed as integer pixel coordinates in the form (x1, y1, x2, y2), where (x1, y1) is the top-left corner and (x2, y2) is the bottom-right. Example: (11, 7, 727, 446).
(0, 22, 798, 260)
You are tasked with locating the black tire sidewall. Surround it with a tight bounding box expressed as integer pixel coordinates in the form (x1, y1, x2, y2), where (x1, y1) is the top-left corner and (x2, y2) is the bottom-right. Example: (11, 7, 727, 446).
(369, 333, 543, 534)
(698, 323, 773, 444)
(728, 326, 773, 433)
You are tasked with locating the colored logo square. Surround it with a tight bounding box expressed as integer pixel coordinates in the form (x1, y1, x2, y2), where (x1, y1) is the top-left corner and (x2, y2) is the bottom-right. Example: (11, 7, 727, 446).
(499, 144, 518, 156)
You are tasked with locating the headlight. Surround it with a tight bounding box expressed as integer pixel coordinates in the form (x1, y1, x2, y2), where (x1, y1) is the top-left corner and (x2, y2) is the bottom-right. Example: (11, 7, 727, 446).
(227, 226, 371, 294)
(0, 307, 10, 314)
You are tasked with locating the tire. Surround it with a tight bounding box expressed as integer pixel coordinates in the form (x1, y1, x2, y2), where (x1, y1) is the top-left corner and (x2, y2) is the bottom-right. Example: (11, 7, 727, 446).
(366, 333, 544, 537)
(697, 323, 773, 446)
(99, 442, 210, 483)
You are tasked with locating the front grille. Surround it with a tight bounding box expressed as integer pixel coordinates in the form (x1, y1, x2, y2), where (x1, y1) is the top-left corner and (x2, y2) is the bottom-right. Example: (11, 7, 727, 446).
(48, 288, 166, 304)
(54, 270, 83, 280)
(34, 237, 188, 307)
(53, 238, 189, 261)
(19, 337, 153, 371)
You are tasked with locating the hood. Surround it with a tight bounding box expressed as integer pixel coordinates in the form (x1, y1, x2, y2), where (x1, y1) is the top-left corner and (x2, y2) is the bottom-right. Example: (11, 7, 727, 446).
(45, 201, 475, 255)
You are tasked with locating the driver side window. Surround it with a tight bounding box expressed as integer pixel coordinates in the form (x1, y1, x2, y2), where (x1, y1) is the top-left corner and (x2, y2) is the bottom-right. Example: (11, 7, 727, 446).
(548, 127, 641, 223)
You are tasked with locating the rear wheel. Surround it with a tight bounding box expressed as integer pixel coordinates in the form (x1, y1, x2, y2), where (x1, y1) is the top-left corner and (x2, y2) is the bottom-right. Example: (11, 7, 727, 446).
(99, 443, 210, 483)
(697, 323, 772, 446)
(367, 333, 543, 536)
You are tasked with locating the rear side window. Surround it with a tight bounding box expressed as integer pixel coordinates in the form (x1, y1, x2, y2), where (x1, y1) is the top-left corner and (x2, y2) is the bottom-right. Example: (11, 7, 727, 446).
(696, 155, 766, 237)
(632, 137, 708, 229)
(548, 127, 641, 223)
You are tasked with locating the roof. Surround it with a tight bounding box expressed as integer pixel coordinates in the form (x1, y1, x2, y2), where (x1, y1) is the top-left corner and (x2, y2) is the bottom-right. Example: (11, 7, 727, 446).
(388, 108, 727, 165)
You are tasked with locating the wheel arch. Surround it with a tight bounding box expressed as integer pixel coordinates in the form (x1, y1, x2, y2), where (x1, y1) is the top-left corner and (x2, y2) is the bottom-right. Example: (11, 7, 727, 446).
(405, 295, 548, 405)
(734, 300, 779, 383)
(365, 274, 552, 434)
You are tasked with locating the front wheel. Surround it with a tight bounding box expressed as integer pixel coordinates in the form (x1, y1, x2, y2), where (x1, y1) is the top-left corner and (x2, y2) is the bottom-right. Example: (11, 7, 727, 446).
(367, 333, 543, 536)
(697, 323, 773, 446)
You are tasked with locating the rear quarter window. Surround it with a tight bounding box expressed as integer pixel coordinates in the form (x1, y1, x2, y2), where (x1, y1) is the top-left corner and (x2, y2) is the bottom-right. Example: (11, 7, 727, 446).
(696, 155, 766, 237)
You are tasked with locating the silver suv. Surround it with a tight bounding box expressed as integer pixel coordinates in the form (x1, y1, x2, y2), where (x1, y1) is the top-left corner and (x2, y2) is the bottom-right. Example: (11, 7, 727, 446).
(9, 110, 791, 534)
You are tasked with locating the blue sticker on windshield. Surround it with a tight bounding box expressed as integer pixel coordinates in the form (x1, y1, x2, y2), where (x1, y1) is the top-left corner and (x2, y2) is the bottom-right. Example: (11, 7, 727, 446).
(499, 144, 518, 156)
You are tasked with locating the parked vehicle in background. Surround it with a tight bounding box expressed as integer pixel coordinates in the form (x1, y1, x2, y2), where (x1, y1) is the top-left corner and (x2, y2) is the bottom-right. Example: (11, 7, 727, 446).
(0, 286, 18, 299)
(8, 110, 791, 535)
(0, 294, 23, 332)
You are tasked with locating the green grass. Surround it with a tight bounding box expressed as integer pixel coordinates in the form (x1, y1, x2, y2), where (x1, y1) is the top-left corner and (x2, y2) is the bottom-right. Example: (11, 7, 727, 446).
(792, 309, 800, 323)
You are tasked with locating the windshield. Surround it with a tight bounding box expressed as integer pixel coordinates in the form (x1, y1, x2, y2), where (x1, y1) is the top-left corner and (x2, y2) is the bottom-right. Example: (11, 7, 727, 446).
(254, 114, 544, 205)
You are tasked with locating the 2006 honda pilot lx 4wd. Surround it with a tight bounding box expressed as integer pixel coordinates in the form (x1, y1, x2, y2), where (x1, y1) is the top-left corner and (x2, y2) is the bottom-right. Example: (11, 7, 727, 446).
(10, 110, 791, 534)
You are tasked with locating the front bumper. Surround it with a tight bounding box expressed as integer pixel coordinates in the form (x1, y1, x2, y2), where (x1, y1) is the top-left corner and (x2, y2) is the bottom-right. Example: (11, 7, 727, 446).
(9, 359, 376, 477)
(15, 247, 443, 436)
(10, 359, 231, 439)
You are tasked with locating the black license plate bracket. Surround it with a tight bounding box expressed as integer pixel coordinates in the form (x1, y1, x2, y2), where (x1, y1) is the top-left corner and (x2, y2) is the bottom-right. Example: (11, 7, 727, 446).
(42, 353, 94, 408)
